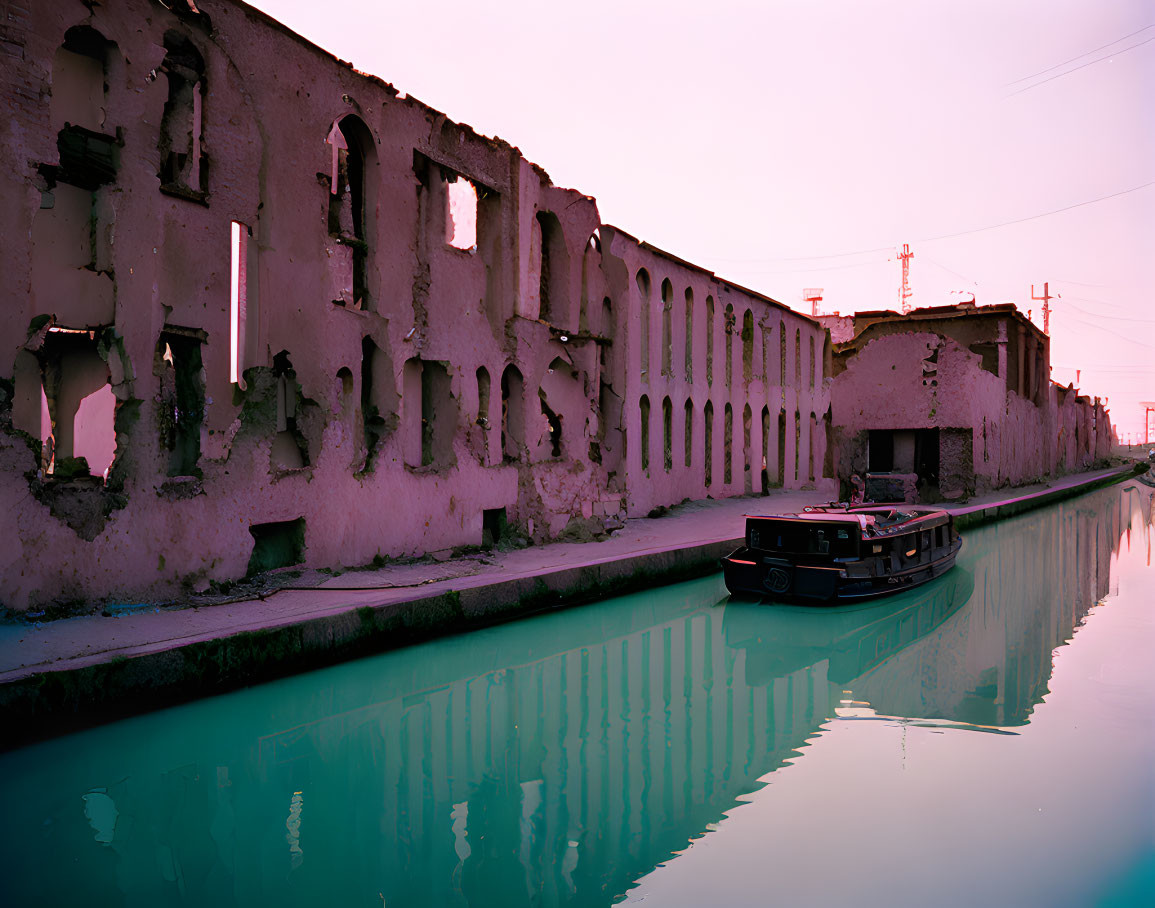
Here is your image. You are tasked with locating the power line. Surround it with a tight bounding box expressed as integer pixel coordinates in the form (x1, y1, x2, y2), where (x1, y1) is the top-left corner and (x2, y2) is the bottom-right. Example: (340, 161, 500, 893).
(1009, 34, 1155, 96)
(1063, 300, 1155, 324)
(924, 257, 979, 286)
(704, 180, 1154, 265)
(1062, 307, 1155, 344)
(707, 247, 891, 265)
(1062, 294, 1130, 311)
(1006, 23, 1155, 86)
(1053, 364, 1155, 374)
(919, 179, 1155, 244)
(733, 259, 888, 276)
(1052, 278, 1108, 289)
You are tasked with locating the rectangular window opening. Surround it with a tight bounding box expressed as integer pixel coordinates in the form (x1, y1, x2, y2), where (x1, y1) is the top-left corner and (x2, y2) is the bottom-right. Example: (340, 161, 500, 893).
(30, 327, 116, 482)
(481, 507, 507, 548)
(248, 518, 306, 576)
(230, 221, 248, 386)
(157, 329, 205, 477)
(446, 174, 478, 251)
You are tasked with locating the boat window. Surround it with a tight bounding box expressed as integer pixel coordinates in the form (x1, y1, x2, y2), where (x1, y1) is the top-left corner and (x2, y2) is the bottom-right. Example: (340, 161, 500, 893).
(747, 519, 858, 556)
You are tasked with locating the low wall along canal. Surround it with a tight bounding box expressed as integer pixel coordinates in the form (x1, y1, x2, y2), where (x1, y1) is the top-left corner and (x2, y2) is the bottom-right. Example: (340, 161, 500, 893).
(0, 481, 1152, 906)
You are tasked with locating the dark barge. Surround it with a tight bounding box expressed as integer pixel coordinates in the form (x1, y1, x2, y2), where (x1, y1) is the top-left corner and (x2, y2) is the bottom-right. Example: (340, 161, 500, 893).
(722, 505, 962, 604)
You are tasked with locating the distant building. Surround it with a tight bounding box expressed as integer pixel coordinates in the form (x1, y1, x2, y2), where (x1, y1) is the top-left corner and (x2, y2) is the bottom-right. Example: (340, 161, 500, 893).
(0, 0, 829, 610)
(820, 303, 1112, 502)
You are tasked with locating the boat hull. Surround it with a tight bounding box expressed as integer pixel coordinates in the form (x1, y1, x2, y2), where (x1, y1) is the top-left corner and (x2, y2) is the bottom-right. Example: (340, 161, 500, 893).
(722, 538, 963, 605)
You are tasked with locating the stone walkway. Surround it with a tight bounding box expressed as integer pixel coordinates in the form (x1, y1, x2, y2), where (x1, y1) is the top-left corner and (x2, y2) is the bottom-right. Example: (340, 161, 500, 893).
(0, 463, 1139, 739)
(0, 487, 824, 683)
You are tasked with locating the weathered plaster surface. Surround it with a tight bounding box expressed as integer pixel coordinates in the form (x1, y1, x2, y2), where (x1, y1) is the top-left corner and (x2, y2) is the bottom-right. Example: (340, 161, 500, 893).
(826, 305, 1113, 501)
(0, 0, 831, 610)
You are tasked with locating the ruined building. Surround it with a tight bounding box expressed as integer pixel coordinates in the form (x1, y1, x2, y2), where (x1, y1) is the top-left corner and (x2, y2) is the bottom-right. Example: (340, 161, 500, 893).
(822, 304, 1113, 502)
(0, 0, 831, 610)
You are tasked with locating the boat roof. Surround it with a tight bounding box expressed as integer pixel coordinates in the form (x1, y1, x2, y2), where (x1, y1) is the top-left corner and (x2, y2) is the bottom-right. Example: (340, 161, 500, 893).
(744, 505, 951, 533)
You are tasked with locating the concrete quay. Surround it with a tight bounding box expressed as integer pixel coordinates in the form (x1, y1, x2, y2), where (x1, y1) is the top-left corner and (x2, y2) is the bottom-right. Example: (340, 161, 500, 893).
(0, 463, 1139, 746)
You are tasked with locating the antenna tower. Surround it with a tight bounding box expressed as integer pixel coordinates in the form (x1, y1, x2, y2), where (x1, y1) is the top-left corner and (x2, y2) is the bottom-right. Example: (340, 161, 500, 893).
(898, 244, 914, 313)
(803, 288, 824, 317)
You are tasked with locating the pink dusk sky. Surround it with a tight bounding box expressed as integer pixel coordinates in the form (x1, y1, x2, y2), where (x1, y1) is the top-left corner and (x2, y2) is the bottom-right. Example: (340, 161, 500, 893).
(248, 0, 1154, 441)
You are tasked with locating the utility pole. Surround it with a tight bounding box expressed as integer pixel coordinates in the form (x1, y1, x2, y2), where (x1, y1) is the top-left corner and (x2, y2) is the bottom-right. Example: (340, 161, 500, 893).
(898, 244, 914, 313)
(1031, 282, 1056, 334)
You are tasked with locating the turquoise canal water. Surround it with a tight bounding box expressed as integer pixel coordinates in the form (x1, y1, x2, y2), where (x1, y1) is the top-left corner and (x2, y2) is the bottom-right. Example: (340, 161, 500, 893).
(1, 484, 1153, 907)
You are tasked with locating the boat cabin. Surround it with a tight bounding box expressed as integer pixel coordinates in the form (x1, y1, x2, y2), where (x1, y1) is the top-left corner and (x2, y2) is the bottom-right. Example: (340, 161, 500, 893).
(724, 505, 962, 603)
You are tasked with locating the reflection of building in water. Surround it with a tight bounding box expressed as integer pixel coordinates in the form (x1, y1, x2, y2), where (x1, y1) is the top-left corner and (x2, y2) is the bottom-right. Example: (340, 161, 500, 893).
(850, 485, 1127, 726)
(255, 604, 833, 906)
(0, 486, 1147, 907)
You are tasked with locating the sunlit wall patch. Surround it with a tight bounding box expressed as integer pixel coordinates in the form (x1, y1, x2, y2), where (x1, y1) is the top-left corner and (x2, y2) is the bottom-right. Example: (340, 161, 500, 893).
(229, 220, 249, 389)
(286, 790, 304, 869)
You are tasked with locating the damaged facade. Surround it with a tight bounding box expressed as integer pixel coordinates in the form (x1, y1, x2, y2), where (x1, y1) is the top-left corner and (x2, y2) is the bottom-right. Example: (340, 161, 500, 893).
(0, 0, 831, 610)
(822, 304, 1113, 502)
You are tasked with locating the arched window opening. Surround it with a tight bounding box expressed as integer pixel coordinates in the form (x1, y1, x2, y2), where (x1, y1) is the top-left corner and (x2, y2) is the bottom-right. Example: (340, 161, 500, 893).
(809, 412, 818, 482)
(271, 351, 309, 470)
(158, 31, 207, 198)
(684, 399, 693, 468)
(537, 211, 569, 326)
(636, 269, 651, 382)
(580, 232, 601, 333)
(501, 365, 525, 462)
(661, 279, 673, 377)
(328, 115, 374, 308)
(779, 320, 786, 386)
(662, 396, 673, 472)
(794, 329, 801, 385)
(408, 359, 454, 468)
(704, 400, 714, 487)
(794, 408, 801, 482)
(155, 329, 204, 478)
(476, 366, 491, 425)
(742, 310, 754, 385)
(823, 409, 833, 478)
(723, 403, 733, 485)
(777, 408, 786, 486)
(761, 406, 771, 493)
(809, 335, 816, 390)
(724, 304, 735, 391)
(539, 356, 579, 461)
(473, 366, 491, 463)
(705, 295, 715, 386)
(742, 403, 753, 494)
(639, 395, 651, 472)
(684, 287, 694, 382)
(359, 336, 396, 470)
(540, 391, 562, 458)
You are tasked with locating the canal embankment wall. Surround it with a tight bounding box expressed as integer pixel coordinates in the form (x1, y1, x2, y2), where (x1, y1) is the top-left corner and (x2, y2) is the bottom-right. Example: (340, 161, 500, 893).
(1, 464, 1142, 747)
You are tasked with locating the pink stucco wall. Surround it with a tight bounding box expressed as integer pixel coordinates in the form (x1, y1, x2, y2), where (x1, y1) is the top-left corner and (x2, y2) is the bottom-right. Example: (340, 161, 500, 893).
(0, 0, 830, 610)
(829, 307, 1113, 500)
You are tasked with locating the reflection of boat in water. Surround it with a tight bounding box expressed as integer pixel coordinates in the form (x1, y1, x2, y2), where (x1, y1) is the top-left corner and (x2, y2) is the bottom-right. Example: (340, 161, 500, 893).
(722, 505, 963, 603)
(723, 564, 975, 687)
